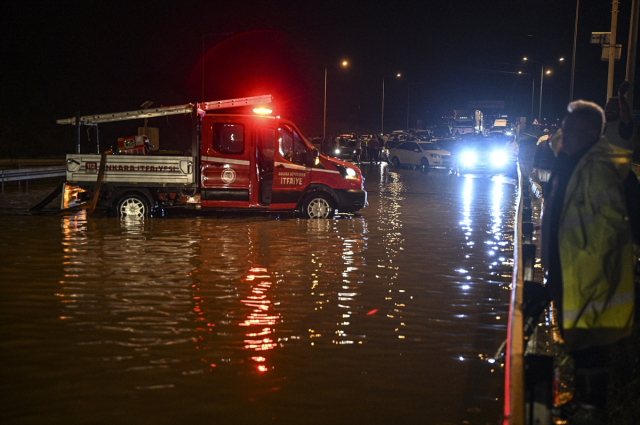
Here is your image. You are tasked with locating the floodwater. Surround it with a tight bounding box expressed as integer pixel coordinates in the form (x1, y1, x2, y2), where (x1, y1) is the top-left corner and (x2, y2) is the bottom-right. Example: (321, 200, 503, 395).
(0, 164, 516, 425)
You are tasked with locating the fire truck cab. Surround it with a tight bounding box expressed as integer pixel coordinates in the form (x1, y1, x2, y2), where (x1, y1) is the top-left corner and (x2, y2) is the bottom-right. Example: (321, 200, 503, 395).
(200, 113, 366, 217)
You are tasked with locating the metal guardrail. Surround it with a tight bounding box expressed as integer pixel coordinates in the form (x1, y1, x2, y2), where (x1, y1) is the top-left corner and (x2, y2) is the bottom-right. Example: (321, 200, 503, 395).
(503, 162, 525, 425)
(0, 167, 66, 193)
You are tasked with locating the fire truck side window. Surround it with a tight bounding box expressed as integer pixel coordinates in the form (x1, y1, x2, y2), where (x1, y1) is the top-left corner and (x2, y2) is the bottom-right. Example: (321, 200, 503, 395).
(213, 123, 244, 154)
(257, 127, 274, 175)
(279, 125, 308, 166)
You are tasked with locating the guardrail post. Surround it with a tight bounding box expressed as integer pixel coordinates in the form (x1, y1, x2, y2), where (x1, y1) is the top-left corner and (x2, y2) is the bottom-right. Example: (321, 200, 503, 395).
(524, 355, 553, 425)
(522, 222, 533, 244)
(522, 243, 536, 282)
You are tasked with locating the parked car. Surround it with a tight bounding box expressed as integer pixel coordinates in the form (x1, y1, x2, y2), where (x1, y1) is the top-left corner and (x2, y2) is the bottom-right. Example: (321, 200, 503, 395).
(415, 130, 432, 141)
(381, 140, 403, 163)
(428, 125, 453, 139)
(388, 141, 453, 170)
(332, 134, 357, 160)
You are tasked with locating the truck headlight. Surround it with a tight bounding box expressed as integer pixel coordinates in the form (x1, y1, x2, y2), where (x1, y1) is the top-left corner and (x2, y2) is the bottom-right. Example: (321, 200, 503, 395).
(334, 164, 358, 180)
(335, 149, 341, 155)
(491, 150, 507, 166)
(461, 151, 476, 166)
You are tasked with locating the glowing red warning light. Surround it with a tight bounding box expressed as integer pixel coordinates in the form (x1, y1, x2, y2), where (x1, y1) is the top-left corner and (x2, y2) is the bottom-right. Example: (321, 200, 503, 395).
(367, 309, 378, 315)
(253, 107, 272, 115)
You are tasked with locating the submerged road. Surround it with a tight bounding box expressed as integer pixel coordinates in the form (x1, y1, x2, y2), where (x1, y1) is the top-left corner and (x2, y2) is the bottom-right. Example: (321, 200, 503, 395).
(0, 163, 517, 425)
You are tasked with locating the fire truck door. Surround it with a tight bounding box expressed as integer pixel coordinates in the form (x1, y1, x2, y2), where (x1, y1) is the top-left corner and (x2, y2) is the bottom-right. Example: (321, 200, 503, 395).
(256, 126, 275, 205)
(201, 120, 251, 206)
(271, 124, 312, 208)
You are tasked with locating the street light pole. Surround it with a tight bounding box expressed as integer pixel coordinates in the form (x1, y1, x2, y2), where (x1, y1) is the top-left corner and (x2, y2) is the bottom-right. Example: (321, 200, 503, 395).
(538, 63, 544, 124)
(381, 73, 401, 135)
(407, 86, 410, 130)
(531, 77, 535, 126)
(323, 67, 327, 140)
(323, 61, 348, 140)
(570, 0, 580, 101)
(607, 0, 620, 101)
(381, 79, 385, 135)
(524, 57, 559, 124)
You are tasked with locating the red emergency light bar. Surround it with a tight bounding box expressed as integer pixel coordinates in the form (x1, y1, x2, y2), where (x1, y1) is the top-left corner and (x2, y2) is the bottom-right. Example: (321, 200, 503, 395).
(253, 107, 272, 115)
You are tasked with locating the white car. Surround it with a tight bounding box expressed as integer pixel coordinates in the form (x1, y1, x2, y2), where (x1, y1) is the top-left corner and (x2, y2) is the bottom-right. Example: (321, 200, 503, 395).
(388, 141, 453, 169)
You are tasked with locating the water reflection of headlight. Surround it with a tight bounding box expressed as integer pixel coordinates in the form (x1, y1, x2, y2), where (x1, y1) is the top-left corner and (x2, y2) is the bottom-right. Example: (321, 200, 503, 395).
(461, 151, 476, 166)
(491, 150, 507, 166)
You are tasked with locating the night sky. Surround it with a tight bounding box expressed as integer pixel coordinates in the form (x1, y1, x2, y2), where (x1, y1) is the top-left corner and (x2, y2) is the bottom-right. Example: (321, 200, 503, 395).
(1, 0, 637, 156)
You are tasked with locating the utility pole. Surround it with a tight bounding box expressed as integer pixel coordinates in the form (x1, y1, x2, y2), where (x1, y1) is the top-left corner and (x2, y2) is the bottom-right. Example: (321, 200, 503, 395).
(381, 79, 385, 135)
(607, 0, 619, 101)
(626, 0, 639, 109)
(570, 0, 580, 102)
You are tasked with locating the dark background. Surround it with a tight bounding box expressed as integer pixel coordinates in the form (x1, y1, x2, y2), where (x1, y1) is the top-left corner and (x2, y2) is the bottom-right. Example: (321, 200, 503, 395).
(1, 0, 637, 156)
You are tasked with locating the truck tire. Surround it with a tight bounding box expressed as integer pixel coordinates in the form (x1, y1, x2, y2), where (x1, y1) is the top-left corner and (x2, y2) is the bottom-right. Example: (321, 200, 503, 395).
(116, 192, 151, 218)
(301, 193, 335, 219)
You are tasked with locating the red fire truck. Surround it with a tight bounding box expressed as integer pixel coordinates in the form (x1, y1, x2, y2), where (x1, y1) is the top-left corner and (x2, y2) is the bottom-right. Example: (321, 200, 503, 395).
(59, 95, 366, 219)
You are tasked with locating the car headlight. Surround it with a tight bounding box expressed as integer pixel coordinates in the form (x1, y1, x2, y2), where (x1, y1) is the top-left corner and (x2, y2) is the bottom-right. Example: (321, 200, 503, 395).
(491, 150, 507, 166)
(505, 131, 513, 136)
(335, 149, 341, 154)
(429, 154, 440, 158)
(334, 164, 358, 180)
(461, 151, 476, 166)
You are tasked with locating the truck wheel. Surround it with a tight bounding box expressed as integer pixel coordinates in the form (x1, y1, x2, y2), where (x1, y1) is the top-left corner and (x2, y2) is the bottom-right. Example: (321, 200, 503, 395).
(116, 193, 150, 218)
(302, 193, 335, 219)
(391, 156, 401, 168)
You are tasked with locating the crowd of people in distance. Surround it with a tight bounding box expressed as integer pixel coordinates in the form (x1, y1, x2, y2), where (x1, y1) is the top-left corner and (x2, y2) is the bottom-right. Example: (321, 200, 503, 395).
(316, 133, 388, 164)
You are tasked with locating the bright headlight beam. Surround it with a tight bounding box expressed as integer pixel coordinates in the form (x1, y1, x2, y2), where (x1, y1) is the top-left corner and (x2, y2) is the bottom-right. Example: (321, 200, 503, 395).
(491, 150, 507, 166)
(461, 151, 476, 166)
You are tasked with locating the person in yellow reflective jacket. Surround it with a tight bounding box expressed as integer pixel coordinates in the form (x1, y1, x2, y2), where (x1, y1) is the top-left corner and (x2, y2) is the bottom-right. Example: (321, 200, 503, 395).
(541, 100, 634, 423)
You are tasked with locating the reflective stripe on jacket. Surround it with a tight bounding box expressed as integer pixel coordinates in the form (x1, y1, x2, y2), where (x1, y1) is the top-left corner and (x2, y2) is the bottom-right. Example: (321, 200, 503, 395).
(559, 137, 635, 352)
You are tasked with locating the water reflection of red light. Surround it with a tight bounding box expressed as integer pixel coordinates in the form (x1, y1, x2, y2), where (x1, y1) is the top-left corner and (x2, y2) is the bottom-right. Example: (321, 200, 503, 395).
(241, 267, 279, 372)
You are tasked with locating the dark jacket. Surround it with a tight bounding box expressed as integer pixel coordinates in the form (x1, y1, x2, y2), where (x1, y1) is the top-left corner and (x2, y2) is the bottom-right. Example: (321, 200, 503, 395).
(533, 140, 556, 170)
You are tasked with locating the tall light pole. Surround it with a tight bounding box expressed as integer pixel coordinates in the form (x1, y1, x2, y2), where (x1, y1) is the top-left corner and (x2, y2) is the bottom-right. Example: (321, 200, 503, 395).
(381, 73, 401, 135)
(406, 82, 410, 130)
(606, 0, 620, 101)
(570, 0, 580, 101)
(523, 57, 563, 124)
(381, 79, 384, 135)
(524, 58, 545, 124)
(323, 60, 348, 139)
(517, 71, 535, 126)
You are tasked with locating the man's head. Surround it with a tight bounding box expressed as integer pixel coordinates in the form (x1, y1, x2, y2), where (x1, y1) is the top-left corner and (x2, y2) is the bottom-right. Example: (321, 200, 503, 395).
(561, 100, 604, 155)
(543, 128, 549, 135)
(604, 97, 620, 122)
